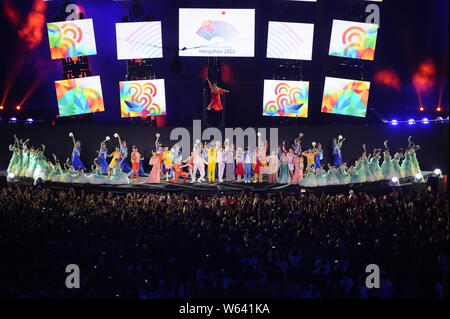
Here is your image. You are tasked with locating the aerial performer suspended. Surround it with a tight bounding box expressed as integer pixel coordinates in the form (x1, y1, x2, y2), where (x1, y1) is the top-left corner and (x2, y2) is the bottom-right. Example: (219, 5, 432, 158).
(206, 78, 230, 111)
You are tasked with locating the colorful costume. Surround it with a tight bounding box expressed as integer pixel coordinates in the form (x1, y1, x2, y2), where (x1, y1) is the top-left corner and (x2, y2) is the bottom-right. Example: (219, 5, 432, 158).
(207, 82, 227, 111)
(98, 146, 109, 175)
(120, 146, 131, 173)
(207, 147, 217, 182)
(332, 142, 343, 168)
(278, 155, 290, 184)
(72, 146, 86, 170)
(146, 153, 162, 183)
(290, 156, 303, 185)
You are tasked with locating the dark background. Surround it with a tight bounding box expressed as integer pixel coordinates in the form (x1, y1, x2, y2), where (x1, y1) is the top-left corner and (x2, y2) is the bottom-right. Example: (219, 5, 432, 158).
(0, 123, 448, 173)
(0, 0, 448, 126)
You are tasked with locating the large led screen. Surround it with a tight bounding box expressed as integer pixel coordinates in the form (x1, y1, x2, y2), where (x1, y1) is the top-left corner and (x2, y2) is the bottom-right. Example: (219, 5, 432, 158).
(119, 79, 166, 118)
(55, 76, 104, 117)
(116, 21, 163, 60)
(321, 77, 370, 118)
(267, 21, 314, 60)
(263, 80, 309, 118)
(328, 19, 378, 61)
(47, 19, 97, 59)
(179, 8, 255, 57)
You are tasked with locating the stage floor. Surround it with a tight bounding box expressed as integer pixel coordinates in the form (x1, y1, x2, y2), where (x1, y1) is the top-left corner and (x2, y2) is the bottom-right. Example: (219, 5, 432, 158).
(0, 171, 433, 195)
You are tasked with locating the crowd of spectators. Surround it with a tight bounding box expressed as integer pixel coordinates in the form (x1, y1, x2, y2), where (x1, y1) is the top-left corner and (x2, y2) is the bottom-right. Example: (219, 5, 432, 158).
(0, 185, 448, 299)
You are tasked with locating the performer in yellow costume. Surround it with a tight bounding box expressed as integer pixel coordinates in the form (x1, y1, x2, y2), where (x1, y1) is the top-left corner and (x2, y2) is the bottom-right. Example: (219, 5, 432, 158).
(162, 147, 173, 181)
(107, 147, 123, 178)
(205, 142, 219, 183)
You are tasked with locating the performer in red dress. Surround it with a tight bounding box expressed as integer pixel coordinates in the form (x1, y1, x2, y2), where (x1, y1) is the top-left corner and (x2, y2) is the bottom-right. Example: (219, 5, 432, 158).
(206, 78, 230, 111)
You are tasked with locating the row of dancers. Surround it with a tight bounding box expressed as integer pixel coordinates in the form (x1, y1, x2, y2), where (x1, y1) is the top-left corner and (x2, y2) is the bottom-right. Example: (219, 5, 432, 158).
(6, 132, 421, 186)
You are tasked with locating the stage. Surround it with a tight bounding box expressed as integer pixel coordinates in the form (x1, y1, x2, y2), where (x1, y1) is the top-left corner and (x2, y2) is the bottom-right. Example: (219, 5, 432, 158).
(0, 170, 434, 195)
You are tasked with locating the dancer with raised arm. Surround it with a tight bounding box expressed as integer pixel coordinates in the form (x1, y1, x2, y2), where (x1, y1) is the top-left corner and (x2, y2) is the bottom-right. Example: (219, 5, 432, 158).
(206, 78, 230, 111)
(332, 135, 345, 168)
(69, 132, 86, 171)
(114, 134, 131, 173)
(97, 136, 110, 175)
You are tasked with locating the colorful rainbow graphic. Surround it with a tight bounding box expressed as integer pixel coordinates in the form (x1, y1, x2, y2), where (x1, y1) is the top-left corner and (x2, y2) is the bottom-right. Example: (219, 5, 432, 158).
(196, 20, 239, 41)
(321, 77, 370, 118)
(55, 76, 104, 117)
(120, 80, 166, 118)
(263, 81, 309, 118)
(47, 19, 97, 59)
(329, 20, 378, 61)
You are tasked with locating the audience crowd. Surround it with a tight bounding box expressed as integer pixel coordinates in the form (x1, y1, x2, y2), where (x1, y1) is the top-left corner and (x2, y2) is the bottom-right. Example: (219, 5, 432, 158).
(0, 185, 448, 299)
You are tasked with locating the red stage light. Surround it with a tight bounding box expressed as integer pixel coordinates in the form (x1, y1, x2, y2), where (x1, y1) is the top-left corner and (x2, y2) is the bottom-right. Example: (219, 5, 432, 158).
(436, 106, 442, 112)
(16, 105, 21, 111)
(419, 107, 424, 111)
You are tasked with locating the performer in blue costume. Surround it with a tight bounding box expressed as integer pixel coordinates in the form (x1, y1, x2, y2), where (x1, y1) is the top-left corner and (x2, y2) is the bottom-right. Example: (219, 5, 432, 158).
(97, 136, 110, 175)
(69, 132, 86, 171)
(114, 133, 131, 173)
(314, 143, 324, 169)
(332, 135, 345, 168)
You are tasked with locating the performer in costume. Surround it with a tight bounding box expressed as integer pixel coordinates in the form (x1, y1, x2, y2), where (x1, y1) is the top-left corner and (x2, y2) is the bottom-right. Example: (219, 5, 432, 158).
(380, 141, 397, 180)
(206, 142, 220, 183)
(235, 152, 244, 182)
(302, 144, 320, 173)
(19, 142, 30, 177)
(171, 160, 190, 183)
(316, 166, 328, 187)
(337, 162, 351, 185)
(146, 151, 163, 184)
(97, 136, 110, 175)
(243, 149, 253, 183)
(87, 159, 109, 185)
(206, 78, 230, 111)
(369, 148, 383, 181)
(130, 146, 144, 182)
(224, 139, 235, 182)
(313, 143, 324, 169)
(290, 155, 304, 185)
(292, 133, 304, 156)
(217, 144, 226, 183)
(162, 147, 174, 181)
(253, 154, 263, 183)
(107, 146, 123, 178)
(114, 134, 131, 173)
(300, 164, 317, 187)
(326, 164, 340, 186)
(25, 146, 37, 178)
(393, 149, 405, 179)
(193, 141, 207, 183)
(69, 133, 86, 171)
(332, 135, 345, 168)
(278, 152, 290, 184)
(267, 150, 280, 184)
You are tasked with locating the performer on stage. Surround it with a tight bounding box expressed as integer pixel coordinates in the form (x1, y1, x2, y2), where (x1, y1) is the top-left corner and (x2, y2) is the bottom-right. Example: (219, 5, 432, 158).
(206, 78, 230, 111)
(235, 152, 244, 182)
(243, 149, 253, 183)
(332, 135, 345, 168)
(314, 143, 324, 169)
(217, 144, 226, 183)
(107, 146, 123, 178)
(130, 146, 144, 182)
(290, 155, 304, 185)
(278, 152, 290, 184)
(193, 142, 207, 183)
(171, 160, 190, 183)
(146, 151, 163, 184)
(97, 136, 110, 175)
(205, 142, 219, 183)
(302, 144, 320, 173)
(69, 133, 86, 171)
(267, 150, 280, 184)
(162, 147, 173, 181)
(224, 139, 235, 182)
(292, 133, 304, 155)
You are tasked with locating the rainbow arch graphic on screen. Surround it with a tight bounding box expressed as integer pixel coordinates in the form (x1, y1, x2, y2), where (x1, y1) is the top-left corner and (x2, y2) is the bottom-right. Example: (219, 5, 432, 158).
(267, 22, 304, 59)
(263, 81, 309, 118)
(329, 20, 378, 61)
(196, 20, 239, 41)
(47, 19, 97, 59)
(120, 80, 166, 118)
(321, 77, 370, 118)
